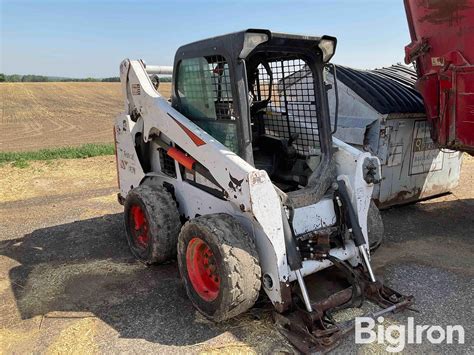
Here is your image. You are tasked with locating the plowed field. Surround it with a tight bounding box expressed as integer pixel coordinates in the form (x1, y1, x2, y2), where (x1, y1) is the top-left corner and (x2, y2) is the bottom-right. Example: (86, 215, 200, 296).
(0, 82, 171, 152)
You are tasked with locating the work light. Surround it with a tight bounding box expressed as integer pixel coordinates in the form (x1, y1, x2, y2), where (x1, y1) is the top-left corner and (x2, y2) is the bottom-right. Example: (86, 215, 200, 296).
(240, 32, 269, 59)
(318, 38, 336, 62)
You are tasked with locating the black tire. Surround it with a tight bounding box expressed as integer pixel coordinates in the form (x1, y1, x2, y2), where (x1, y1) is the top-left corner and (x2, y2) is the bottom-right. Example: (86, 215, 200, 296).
(177, 214, 261, 322)
(124, 185, 181, 264)
(367, 200, 384, 252)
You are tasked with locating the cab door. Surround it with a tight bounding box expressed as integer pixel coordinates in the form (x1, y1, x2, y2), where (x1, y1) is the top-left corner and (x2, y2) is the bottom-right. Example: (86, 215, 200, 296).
(174, 55, 240, 154)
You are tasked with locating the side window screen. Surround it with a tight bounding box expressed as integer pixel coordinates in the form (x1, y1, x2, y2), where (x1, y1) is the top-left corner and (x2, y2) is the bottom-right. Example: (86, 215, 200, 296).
(251, 59, 319, 155)
(177, 56, 238, 153)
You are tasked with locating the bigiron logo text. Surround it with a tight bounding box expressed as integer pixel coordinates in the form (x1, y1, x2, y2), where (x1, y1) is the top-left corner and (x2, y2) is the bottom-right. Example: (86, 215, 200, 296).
(355, 316, 465, 352)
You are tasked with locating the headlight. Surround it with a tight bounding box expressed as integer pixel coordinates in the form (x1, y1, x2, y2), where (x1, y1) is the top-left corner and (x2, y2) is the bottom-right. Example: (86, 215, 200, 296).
(318, 38, 336, 63)
(239, 32, 269, 59)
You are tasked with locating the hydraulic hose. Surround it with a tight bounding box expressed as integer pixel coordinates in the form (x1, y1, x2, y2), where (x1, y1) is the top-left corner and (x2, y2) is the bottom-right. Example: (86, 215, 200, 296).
(336, 179, 376, 282)
(281, 207, 303, 271)
(336, 180, 365, 247)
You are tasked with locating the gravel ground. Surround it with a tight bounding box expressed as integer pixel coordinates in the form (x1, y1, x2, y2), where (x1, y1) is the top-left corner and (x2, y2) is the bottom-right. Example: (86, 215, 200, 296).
(0, 156, 472, 353)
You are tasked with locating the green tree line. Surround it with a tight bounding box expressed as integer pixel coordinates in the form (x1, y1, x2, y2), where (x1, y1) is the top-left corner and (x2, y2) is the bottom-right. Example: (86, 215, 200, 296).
(0, 73, 172, 83)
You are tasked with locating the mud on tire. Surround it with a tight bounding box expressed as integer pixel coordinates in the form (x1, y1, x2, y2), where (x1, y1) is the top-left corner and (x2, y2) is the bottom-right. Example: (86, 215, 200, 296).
(177, 214, 261, 322)
(124, 185, 181, 264)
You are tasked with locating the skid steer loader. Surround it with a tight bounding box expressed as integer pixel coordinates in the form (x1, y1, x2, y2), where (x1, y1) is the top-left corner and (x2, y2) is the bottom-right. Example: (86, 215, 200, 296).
(114, 29, 413, 352)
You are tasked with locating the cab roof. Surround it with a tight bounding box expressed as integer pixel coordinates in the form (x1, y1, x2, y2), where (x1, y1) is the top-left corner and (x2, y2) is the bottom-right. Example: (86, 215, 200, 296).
(174, 29, 335, 63)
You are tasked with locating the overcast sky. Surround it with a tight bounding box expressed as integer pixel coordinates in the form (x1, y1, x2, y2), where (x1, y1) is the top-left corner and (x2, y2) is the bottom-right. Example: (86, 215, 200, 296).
(1, 0, 410, 78)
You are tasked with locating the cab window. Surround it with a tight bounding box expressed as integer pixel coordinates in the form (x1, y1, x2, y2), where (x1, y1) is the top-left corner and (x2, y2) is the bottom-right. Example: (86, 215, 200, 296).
(176, 55, 238, 153)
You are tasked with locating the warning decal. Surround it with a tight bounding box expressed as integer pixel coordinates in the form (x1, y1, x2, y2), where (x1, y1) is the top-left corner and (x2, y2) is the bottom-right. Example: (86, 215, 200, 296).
(131, 84, 141, 95)
(410, 120, 443, 175)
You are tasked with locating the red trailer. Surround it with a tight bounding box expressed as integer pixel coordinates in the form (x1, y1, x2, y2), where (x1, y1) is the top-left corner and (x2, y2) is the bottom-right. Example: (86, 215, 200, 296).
(404, 0, 474, 154)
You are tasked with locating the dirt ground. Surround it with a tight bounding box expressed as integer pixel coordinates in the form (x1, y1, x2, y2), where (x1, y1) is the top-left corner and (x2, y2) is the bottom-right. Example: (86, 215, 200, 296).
(0, 156, 472, 353)
(0, 82, 171, 152)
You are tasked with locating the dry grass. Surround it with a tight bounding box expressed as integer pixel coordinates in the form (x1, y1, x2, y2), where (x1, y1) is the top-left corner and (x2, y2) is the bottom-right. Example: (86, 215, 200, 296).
(0, 156, 117, 203)
(0, 82, 171, 152)
(45, 318, 99, 355)
(18, 259, 142, 318)
(0, 327, 39, 354)
(156, 82, 172, 98)
(199, 310, 294, 354)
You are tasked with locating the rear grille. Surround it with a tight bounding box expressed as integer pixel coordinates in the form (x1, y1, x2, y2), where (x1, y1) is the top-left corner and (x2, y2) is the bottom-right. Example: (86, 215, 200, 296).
(160, 150, 176, 177)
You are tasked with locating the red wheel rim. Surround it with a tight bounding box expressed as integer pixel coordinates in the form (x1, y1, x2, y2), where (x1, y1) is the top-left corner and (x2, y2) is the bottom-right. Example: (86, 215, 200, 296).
(186, 237, 220, 302)
(129, 204, 149, 249)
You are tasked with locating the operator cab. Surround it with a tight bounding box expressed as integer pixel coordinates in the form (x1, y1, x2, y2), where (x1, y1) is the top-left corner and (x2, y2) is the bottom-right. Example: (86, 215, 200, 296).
(172, 29, 337, 193)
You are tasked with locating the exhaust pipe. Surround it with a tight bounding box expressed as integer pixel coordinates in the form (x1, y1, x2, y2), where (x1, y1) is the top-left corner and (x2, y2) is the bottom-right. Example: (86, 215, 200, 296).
(145, 65, 173, 75)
